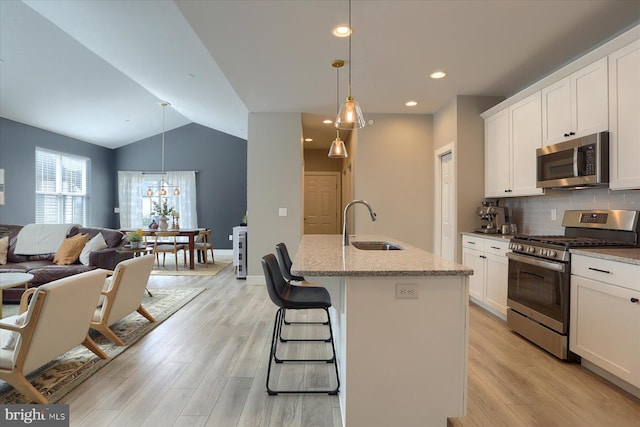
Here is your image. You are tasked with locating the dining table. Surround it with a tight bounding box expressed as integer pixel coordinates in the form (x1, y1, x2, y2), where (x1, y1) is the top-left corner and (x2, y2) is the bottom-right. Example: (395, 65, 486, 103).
(121, 228, 204, 270)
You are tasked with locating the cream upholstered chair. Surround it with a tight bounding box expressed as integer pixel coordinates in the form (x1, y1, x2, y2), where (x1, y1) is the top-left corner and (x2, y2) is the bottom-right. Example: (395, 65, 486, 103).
(195, 229, 215, 265)
(152, 231, 186, 270)
(91, 254, 156, 346)
(0, 270, 108, 403)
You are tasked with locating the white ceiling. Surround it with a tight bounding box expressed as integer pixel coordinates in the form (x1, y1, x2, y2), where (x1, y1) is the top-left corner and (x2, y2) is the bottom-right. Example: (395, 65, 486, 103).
(0, 0, 638, 149)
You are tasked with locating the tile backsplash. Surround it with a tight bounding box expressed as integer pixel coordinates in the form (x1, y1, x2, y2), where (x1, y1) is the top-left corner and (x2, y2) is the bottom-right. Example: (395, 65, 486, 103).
(502, 188, 640, 235)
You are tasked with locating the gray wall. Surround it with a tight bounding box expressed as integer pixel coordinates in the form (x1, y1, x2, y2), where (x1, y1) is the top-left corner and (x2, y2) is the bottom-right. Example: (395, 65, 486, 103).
(355, 113, 434, 250)
(247, 112, 303, 281)
(115, 122, 247, 250)
(0, 117, 115, 227)
(0, 118, 248, 250)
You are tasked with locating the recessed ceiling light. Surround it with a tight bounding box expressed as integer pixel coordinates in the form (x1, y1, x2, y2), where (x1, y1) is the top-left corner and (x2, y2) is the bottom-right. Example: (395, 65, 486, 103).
(405, 101, 418, 107)
(305, 138, 313, 142)
(323, 119, 333, 124)
(332, 25, 352, 37)
(430, 71, 446, 79)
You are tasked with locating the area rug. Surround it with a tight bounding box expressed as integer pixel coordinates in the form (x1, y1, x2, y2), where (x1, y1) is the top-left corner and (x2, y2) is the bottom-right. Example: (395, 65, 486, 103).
(0, 287, 205, 403)
(150, 255, 232, 276)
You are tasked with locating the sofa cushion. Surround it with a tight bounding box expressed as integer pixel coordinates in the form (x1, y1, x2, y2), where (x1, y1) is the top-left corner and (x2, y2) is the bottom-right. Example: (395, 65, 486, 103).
(79, 233, 108, 266)
(71, 227, 125, 249)
(0, 236, 7, 265)
(28, 264, 95, 285)
(53, 233, 88, 265)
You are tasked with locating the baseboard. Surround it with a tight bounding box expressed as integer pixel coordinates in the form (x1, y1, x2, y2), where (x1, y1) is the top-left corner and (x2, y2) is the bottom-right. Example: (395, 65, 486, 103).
(581, 359, 640, 399)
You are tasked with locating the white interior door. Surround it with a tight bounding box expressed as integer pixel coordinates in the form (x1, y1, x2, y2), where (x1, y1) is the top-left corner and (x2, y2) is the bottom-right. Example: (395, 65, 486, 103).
(440, 152, 455, 261)
(304, 172, 340, 234)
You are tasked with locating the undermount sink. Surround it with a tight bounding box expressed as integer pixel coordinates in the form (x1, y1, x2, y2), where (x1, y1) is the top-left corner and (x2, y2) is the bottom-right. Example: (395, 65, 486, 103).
(351, 241, 404, 251)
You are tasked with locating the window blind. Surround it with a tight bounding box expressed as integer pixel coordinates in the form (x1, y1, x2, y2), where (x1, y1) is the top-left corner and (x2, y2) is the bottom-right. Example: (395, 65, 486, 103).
(35, 148, 89, 224)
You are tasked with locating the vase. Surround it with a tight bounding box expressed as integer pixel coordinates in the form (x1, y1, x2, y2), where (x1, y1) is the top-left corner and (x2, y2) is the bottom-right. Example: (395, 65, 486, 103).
(159, 215, 169, 230)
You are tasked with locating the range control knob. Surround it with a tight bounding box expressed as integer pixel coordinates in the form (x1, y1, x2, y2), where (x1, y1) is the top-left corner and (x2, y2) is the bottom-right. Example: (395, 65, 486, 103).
(540, 249, 547, 256)
(547, 250, 557, 258)
(527, 247, 536, 254)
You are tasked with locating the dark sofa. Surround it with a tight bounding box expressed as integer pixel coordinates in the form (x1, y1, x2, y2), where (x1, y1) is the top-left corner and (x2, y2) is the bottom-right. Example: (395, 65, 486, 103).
(0, 224, 133, 302)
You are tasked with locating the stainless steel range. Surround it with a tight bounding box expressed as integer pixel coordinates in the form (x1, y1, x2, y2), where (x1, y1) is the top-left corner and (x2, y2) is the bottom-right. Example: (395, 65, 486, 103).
(506, 209, 640, 360)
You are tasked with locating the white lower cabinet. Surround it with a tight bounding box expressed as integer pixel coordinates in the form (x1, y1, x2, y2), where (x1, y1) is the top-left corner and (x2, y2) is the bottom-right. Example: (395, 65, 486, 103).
(462, 235, 509, 319)
(570, 254, 640, 389)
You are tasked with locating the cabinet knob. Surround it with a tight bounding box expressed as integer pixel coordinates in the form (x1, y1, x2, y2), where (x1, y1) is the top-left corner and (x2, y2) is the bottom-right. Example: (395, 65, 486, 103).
(564, 133, 569, 137)
(569, 132, 575, 136)
(631, 298, 639, 303)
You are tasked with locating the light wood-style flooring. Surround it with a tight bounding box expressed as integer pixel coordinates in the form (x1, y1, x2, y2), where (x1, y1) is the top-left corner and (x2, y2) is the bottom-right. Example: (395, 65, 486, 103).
(63, 265, 640, 427)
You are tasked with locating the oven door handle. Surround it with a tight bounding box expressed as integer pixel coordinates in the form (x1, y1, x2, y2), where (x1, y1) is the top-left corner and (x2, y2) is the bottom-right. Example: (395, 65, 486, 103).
(507, 252, 567, 272)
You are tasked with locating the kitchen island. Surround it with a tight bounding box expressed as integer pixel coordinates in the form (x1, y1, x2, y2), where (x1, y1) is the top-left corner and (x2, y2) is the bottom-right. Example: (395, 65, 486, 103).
(291, 234, 473, 427)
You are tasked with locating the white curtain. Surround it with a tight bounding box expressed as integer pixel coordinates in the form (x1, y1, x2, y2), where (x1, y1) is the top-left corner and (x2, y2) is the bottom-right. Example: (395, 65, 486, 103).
(117, 171, 198, 229)
(117, 171, 144, 228)
(170, 171, 198, 228)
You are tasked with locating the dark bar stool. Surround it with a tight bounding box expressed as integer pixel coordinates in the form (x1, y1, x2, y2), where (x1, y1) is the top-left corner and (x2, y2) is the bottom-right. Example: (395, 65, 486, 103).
(275, 242, 329, 326)
(261, 254, 340, 395)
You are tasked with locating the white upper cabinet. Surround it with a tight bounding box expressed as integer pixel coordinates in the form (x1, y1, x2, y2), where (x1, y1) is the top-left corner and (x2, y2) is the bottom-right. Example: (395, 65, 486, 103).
(485, 92, 543, 198)
(609, 39, 640, 190)
(542, 57, 609, 146)
(484, 109, 510, 197)
(510, 92, 543, 196)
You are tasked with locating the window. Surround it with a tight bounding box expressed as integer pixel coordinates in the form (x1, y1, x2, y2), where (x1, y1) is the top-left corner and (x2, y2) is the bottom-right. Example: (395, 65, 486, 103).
(117, 171, 198, 229)
(35, 148, 89, 225)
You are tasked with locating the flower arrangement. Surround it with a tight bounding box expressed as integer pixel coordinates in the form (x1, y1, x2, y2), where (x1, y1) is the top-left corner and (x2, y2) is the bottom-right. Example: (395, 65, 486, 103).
(152, 200, 174, 217)
(126, 229, 144, 243)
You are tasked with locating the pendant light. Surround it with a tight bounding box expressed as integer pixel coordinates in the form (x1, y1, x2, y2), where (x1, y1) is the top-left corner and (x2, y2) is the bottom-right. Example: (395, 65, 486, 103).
(328, 60, 348, 158)
(335, 0, 365, 130)
(145, 102, 180, 198)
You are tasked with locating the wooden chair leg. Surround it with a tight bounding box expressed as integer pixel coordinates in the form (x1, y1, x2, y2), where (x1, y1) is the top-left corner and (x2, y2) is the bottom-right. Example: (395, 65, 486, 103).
(92, 323, 126, 346)
(83, 335, 108, 359)
(5, 374, 48, 404)
(137, 305, 156, 322)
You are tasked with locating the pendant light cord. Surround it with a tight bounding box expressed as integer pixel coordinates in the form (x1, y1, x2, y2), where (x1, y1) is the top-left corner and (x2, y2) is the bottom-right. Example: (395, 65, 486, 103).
(161, 104, 165, 176)
(336, 62, 341, 138)
(348, 0, 352, 98)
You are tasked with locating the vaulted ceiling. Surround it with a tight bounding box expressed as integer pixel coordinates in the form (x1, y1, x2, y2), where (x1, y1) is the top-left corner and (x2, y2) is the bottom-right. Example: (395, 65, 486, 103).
(1, 1, 638, 149)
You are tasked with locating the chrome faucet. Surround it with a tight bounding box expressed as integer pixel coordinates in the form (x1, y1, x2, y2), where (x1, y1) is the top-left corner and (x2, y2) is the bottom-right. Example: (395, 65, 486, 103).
(343, 200, 377, 245)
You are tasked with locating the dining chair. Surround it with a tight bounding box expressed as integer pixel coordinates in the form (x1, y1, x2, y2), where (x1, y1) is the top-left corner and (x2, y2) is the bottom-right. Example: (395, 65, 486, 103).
(195, 229, 215, 266)
(152, 231, 186, 270)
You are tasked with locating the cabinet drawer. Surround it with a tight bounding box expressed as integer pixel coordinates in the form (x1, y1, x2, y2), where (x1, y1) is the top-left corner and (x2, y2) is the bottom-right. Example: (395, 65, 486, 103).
(572, 254, 640, 291)
(485, 240, 510, 257)
(462, 235, 485, 250)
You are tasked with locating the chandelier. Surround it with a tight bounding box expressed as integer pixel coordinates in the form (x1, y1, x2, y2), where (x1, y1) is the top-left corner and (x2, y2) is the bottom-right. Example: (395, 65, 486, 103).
(146, 102, 180, 197)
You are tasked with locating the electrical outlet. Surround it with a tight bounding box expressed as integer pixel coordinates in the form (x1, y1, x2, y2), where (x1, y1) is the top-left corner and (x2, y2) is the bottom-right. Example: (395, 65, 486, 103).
(229, 234, 233, 241)
(551, 209, 557, 221)
(396, 283, 419, 299)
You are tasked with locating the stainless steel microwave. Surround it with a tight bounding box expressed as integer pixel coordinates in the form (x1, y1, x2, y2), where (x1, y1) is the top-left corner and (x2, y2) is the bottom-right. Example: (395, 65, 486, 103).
(536, 132, 609, 189)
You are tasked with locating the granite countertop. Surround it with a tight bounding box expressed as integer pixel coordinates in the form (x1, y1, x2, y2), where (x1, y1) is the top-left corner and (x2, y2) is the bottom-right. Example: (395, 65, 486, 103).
(570, 247, 640, 266)
(291, 234, 473, 277)
(460, 231, 513, 242)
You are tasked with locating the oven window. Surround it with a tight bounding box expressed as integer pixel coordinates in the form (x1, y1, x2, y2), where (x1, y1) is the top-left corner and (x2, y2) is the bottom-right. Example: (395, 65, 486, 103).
(508, 258, 569, 326)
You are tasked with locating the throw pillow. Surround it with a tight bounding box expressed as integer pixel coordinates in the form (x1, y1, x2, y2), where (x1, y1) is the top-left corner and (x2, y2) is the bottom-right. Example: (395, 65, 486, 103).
(53, 233, 89, 265)
(0, 236, 8, 265)
(2, 312, 28, 351)
(79, 232, 108, 266)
